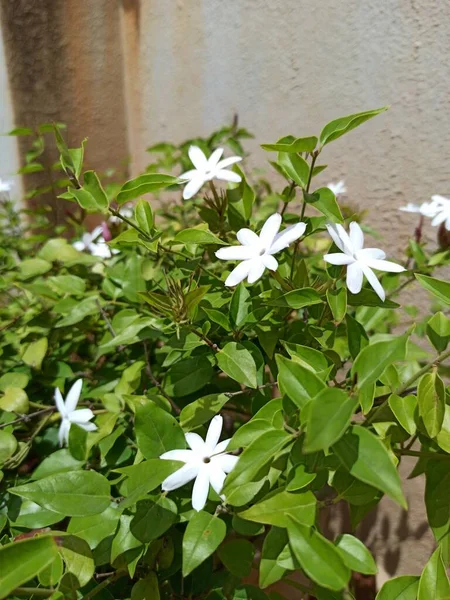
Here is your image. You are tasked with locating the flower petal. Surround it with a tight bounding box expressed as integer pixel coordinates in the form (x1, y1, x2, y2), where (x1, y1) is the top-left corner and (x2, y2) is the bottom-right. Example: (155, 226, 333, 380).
(216, 156, 242, 169)
(205, 415, 223, 453)
(213, 439, 232, 455)
(68, 408, 95, 424)
(432, 211, 448, 227)
(361, 264, 386, 301)
(160, 449, 194, 462)
(183, 176, 205, 200)
(188, 146, 208, 170)
(431, 195, 450, 205)
(214, 169, 242, 183)
(224, 260, 253, 287)
(215, 246, 254, 261)
(358, 248, 386, 260)
(191, 468, 210, 511)
(54, 388, 66, 416)
(73, 241, 85, 252)
(77, 422, 97, 433)
(399, 203, 422, 214)
(326, 223, 345, 252)
(185, 432, 206, 453)
(208, 467, 226, 495)
(179, 169, 197, 181)
(346, 262, 364, 294)
(208, 148, 224, 169)
(363, 258, 406, 273)
(58, 419, 70, 447)
(237, 228, 260, 247)
(214, 454, 239, 473)
(65, 379, 83, 414)
(349, 222, 364, 252)
(247, 259, 266, 284)
(259, 213, 282, 250)
(261, 254, 278, 271)
(323, 253, 354, 265)
(336, 224, 354, 254)
(269, 222, 306, 254)
(162, 464, 199, 491)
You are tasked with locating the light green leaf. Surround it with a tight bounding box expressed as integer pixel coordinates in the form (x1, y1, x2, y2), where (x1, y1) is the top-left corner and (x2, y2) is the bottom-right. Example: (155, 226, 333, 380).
(0, 387, 29, 414)
(69, 171, 108, 213)
(261, 135, 318, 153)
(135, 199, 154, 233)
(38, 554, 64, 587)
(417, 372, 445, 438)
(304, 388, 358, 453)
(427, 312, 450, 352)
(135, 402, 186, 459)
(0, 536, 59, 600)
(230, 283, 251, 328)
(0, 430, 18, 463)
(117, 459, 181, 509)
(418, 548, 450, 600)
(117, 174, 178, 204)
(319, 106, 388, 147)
(287, 519, 350, 591)
(22, 337, 48, 370)
(352, 332, 409, 389)
(59, 534, 94, 588)
(276, 354, 326, 409)
(335, 534, 377, 575)
(333, 426, 407, 509)
(180, 393, 229, 430)
(415, 274, 450, 305)
(309, 187, 343, 222)
(267, 288, 322, 309)
(9, 470, 111, 516)
(18, 258, 52, 280)
(277, 152, 310, 188)
(327, 287, 347, 323)
(0, 372, 29, 391)
(217, 342, 258, 389)
(31, 449, 84, 480)
(259, 527, 288, 588)
(174, 227, 225, 246)
(376, 575, 419, 599)
(239, 490, 316, 528)
(436, 405, 450, 453)
(388, 394, 417, 436)
(67, 505, 120, 549)
(182, 511, 226, 576)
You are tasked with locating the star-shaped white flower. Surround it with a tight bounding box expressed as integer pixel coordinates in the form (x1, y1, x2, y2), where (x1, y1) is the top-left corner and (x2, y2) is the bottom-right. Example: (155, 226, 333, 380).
(327, 180, 347, 196)
(179, 146, 242, 200)
(0, 178, 13, 193)
(323, 222, 406, 301)
(215, 213, 306, 287)
(160, 415, 238, 512)
(54, 379, 97, 446)
(428, 195, 450, 230)
(72, 225, 117, 258)
(399, 202, 440, 218)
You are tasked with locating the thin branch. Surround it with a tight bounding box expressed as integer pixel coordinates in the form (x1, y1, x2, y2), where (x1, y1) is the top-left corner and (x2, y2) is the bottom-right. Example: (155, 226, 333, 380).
(224, 382, 277, 398)
(143, 342, 181, 414)
(0, 407, 55, 429)
(189, 327, 219, 352)
(395, 449, 450, 462)
(95, 299, 116, 338)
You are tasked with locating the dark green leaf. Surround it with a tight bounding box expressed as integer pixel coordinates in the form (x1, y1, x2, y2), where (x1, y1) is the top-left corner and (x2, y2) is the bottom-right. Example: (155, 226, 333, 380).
(259, 527, 288, 588)
(276, 355, 326, 409)
(267, 288, 322, 309)
(131, 496, 178, 543)
(135, 403, 186, 459)
(183, 511, 226, 576)
(180, 393, 230, 431)
(277, 152, 310, 188)
(238, 490, 316, 527)
(217, 342, 258, 388)
(218, 539, 255, 578)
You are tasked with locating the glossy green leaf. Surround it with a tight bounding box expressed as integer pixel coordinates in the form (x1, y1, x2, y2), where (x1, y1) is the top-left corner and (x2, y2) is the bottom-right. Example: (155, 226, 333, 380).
(38, 553, 64, 587)
(319, 106, 388, 146)
(425, 461, 450, 541)
(333, 426, 407, 508)
(352, 332, 409, 389)
(182, 511, 226, 576)
(0, 387, 29, 414)
(67, 505, 120, 549)
(259, 527, 288, 588)
(0, 430, 18, 463)
(230, 283, 251, 328)
(0, 536, 59, 600)
(376, 576, 419, 600)
(427, 312, 450, 352)
(277, 152, 310, 188)
(415, 274, 450, 305)
(276, 354, 326, 409)
(164, 356, 213, 397)
(287, 520, 350, 591)
(174, 227, 225, 246)
(180, 393, 229, 430)
(131, 496, 178, 543)
(309, 187, 343, 222)
(335, 534, 377, 575)
(418, 548, 450, 600)
(218, 539, 255, 578)
(217, 342, 258, 388)
(117, 174, 178, 204)
(135, 402, 186, 459)
(388, 394, 417, 436)
(239, 490, 316, 527)
(304, 388, 358, 453)
(22, 337, 48, 370)
(327, 287, 347, 323)
(31, 449, 84, 480)
(59, 534, 94, 587)
(117, 459, 181, 509)
(267, 288, 322, 309)
(9, 470, 111, 516)
(135, 199, 154, 233)
(417, 372, 445, 438)
(261, 135, 317, 153)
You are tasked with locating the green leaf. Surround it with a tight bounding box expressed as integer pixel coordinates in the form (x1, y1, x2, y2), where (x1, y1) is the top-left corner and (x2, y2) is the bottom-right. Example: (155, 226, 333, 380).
(182, 511, 226, 576)
(319, 106, 388, 147)
(417, 372, 445, 438)
(276, 355, 326, 409)
(67, 505, 120, 549)
(174, 227, 225, 246)
(238, 490, 316, 528)
(135, 402, 185, 459)
(415, 274, 450, 305)
(335, 534, 377, 575)
(230, 283, 251, 329)
(31, 449, 84, 480)
(418, 548, 450, 600)
(261, 135, 318, 153)
(327, 287, 347, 323)
(284, 343, 329, 375)
(223, 430, 291, 506)
(425, 461, 450, 542)
(56, 297, 99, 328)
(259, 527, 289, 588)
(333, 426, 407, 509)
(436, 405, 450, 453)
(427, 312, 450, 352)
(0, 430, 18, 463)
(135, 199, 154, 233)
(352, 332, 409, 389)
(267, 288, 322, 309)
(111, 514, 142, 565)
(83, 170, 109, 211)
(59, 534, 94, 587)
(117, 174, 178, 204)
(0, 536, 59, 600)
(217, 342, 258, 388)
(309, 188, 343, 222)
(287, 520, 350, 591)
(49, 275, 86, 296)
(10, 499, 64, 528)
(38, 554, 64, 587)
(376, 575, 420, 600)
(286, 464, 317, 491)
(277, 152, 310, 188)
(9, 470, 111, 516)
(0, 387, 29, 414)
(346, 313, 369, 360)
(0, 372, 29, 391)
(131, 572, 160, 600)
(117, 459, 181, 509)
(203, 307, 231, 331)
(22, 337, 48, 370)
(18, 258, 52, 280)
(218, 539, 255, 578)
(180, 393, 230, 431)
(164, 357, 213, 397)
(131, 496, 178, 543)
(304, 388, 358, 453)
(388, 394, 417, 436)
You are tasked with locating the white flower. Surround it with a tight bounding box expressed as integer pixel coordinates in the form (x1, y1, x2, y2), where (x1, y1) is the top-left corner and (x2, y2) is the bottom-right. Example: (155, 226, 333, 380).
(399, 202, 440, 218)
(323, 222, 406, 302)
(429, 195, 450, 230)
(215, 213, 306, 287)
(179, 146, 242, 200)
(73, 226, 117, 258)
(160, 415, 238, 512)
(54, 379, 97, 446)
(327, 180, 347, 196)
(0, 178, 13, 193)
(109, 206, 134, 224)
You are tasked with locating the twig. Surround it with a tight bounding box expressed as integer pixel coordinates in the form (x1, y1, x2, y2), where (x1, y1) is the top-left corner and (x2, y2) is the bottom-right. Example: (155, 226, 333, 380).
(0, 407, 55, 430)
(11, 588, 54, 598)
(143, 342, 181, 414)
(224, 382, 277, 398)
(83, 570, 127, 600)
(395, 449, 450, 462)
(189, 327, 219, 351)
(95, 299, 116, 338)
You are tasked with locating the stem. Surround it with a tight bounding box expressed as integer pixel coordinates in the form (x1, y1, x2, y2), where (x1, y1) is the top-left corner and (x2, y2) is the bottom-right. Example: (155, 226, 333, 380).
(209, 180, 221, 207)
(0, 407, 55, 429)
(395, 449, 450, 461)
(280, 181, 296, 216)
(189, 327, 219, 351)
(95, 299, 116, 338)
(83, 570, 127, 600)
(224, 382, 277, 398)
(366, 347, 450, 425)
(143, 342, 181, 414)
